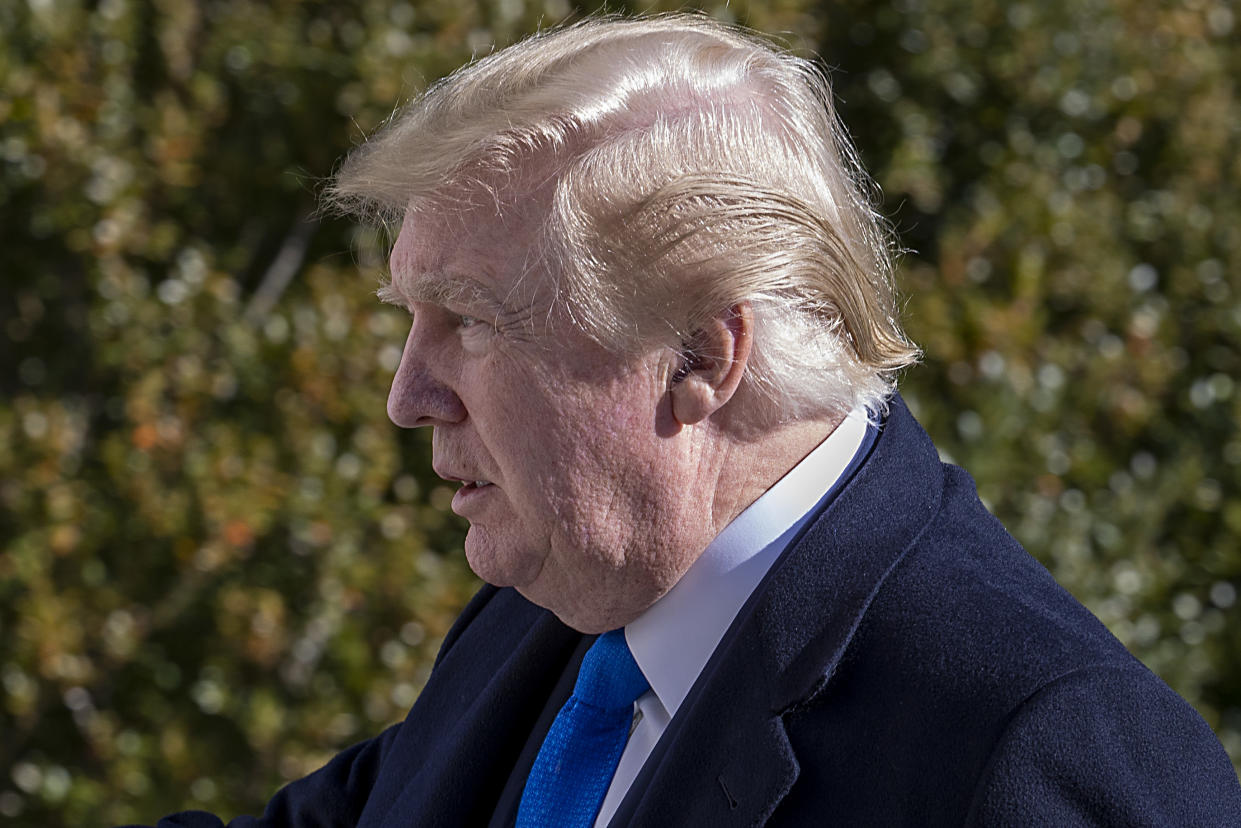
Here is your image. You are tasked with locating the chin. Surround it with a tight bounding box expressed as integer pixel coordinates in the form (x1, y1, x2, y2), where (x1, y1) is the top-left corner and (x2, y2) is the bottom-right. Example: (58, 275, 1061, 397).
(463, 530, 549, 589)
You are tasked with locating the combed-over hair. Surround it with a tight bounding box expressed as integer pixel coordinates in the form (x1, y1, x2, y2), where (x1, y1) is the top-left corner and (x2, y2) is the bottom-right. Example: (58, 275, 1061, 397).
(327, 14, 919, 426)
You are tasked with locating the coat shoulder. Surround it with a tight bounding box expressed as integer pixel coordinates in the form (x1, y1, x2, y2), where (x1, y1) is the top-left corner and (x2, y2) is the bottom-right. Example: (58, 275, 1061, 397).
(966, 662, 1241, 826)
(776, 459, 1241, 824)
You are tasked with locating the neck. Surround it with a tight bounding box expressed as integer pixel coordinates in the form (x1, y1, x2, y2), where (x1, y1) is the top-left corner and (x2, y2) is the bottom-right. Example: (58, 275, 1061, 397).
(702, 414, 843, 541)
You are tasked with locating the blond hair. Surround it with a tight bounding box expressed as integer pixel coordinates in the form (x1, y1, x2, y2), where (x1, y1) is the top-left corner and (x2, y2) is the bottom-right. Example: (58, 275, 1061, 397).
(328, 14, 919, 425)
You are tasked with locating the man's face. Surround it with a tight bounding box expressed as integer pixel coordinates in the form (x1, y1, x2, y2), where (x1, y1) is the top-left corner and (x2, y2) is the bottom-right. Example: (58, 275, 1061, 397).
(383, 195, 712, 633)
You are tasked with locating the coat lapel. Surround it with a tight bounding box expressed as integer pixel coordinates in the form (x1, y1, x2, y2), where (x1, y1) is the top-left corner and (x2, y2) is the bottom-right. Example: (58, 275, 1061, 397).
(358, 589, 584, 828)
(487, 634, 595, 828)
(614, 397, 946, 826)
(614, 615, 799, 826)
(758, 396, 945, 713)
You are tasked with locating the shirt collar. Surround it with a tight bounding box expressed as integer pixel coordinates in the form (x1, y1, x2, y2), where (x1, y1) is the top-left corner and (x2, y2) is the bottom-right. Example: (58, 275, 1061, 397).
(625, 407, 872, 720)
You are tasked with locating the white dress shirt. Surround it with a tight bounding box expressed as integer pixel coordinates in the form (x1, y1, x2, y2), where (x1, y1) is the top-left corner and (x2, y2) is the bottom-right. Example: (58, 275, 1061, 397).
(593, 407, 871, 827)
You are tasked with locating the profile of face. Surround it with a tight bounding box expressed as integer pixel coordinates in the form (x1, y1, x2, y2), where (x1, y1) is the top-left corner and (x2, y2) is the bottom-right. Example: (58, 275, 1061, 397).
(383, 193, 723, 633)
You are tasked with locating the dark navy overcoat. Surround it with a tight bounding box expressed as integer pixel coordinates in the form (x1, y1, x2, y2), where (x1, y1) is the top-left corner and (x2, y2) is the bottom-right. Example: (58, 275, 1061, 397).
(137, 397, 1241, 826)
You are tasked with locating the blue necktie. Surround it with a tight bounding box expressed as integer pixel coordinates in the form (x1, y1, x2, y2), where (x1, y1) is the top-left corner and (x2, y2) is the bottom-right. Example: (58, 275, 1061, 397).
(516, 629, 650, 827)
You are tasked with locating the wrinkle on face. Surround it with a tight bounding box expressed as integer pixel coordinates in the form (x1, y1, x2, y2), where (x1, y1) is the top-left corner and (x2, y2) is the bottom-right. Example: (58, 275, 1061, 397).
(385, 189, 751, 633)
(387, 204, 561, 350)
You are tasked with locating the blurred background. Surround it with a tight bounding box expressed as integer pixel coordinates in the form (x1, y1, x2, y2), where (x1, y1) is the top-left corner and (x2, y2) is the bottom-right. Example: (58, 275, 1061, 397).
(2, 0, 1239, 823)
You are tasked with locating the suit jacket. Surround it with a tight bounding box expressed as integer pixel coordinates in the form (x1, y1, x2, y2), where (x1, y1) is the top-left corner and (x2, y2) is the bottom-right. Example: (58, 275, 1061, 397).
(147, 396, 1241, 827)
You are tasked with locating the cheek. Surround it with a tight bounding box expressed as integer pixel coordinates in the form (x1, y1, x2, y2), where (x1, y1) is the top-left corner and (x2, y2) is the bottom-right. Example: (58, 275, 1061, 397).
(502, 359, 668, 518)
(606, 397, 653, 435)
(552, 427, 678, 542)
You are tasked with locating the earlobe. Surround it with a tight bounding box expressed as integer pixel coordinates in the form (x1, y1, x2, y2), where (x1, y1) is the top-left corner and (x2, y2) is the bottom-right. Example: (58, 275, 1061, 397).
(669, 303, 753, 426)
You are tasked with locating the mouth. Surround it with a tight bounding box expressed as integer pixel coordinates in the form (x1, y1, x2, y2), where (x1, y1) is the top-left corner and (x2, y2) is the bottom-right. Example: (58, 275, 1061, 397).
(431, 463, 492, 488)
(451, 479, 495, 515)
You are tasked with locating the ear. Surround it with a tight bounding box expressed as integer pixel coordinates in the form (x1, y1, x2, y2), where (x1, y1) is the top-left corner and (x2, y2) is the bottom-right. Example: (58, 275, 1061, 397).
(669, 303, 754, 426)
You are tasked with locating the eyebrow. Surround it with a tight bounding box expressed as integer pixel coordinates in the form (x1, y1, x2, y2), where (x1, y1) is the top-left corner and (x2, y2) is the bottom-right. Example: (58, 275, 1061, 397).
(378, 271, 504, 315)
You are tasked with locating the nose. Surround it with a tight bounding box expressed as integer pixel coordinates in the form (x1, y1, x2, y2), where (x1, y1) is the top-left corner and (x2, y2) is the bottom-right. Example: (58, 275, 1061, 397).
(387, 328, 466, 428)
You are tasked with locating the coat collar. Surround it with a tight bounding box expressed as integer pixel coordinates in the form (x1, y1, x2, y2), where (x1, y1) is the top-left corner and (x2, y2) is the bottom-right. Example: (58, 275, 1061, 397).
(757, 394, 945, 713)
(612, 394, 946, 826)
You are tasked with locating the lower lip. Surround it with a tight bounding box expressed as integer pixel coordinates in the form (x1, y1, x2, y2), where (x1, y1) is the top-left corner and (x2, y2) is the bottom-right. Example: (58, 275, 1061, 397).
(451, 482, 494, 514)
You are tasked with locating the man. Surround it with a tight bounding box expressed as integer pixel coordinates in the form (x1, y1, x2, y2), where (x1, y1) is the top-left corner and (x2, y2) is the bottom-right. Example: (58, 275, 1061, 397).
(139, 14, 1241, 827)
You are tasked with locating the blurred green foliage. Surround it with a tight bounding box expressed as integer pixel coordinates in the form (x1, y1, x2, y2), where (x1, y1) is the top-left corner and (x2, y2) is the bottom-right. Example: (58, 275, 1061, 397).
(1, 0, 1238, 823)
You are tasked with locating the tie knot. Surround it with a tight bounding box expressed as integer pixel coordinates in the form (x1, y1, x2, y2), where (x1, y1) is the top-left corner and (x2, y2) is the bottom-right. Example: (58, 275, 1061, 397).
(574, 629, 649, 710)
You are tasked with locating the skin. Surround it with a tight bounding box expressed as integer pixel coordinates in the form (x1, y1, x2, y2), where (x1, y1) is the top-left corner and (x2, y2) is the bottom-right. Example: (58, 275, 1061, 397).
(383, 187, 833, 633)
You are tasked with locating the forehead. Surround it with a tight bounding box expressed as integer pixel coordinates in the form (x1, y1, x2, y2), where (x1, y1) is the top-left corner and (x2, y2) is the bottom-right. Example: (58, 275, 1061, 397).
(388, 197, 551, 307)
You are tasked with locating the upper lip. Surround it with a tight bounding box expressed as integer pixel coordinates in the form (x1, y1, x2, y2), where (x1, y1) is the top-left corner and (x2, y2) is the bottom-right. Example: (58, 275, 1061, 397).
(432, 464, 489, 484)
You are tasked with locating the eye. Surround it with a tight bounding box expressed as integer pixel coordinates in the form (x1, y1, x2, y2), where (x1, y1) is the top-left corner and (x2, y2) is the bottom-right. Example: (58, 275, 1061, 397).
(459, 314, 480, 329)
